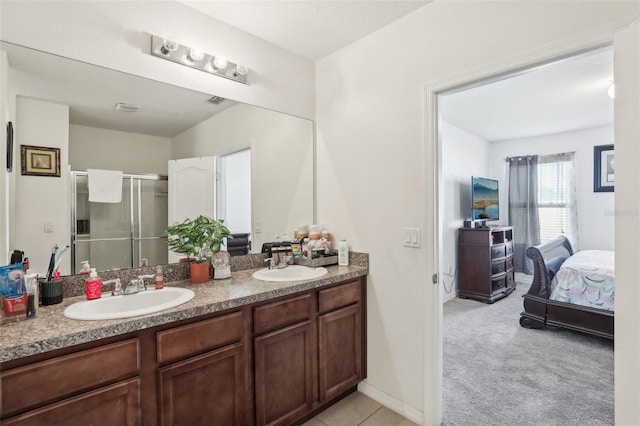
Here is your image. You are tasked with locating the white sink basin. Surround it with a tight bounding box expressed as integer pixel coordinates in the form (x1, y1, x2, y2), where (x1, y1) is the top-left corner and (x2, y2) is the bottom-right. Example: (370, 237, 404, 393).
(252, 265, 328, 282)
(63, 287, 195, 321)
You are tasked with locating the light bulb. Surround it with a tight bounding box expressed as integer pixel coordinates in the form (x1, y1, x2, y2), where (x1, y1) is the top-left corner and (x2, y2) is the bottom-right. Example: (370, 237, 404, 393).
(212, 56, 228, 70)
(160, 39, 178, 55)
(229, 65, 249, 78)
(235, 65, 249, 76)
(189, 48, 204, 62)
(607, 83, 615, 99)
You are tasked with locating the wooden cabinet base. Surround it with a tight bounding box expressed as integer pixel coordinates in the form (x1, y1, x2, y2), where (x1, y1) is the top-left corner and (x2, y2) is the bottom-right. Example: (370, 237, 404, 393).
(0, 277, 367, 426)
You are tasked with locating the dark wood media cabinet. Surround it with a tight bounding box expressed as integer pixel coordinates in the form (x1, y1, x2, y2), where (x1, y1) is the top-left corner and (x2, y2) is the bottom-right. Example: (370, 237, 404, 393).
(458, 226, 515, 303)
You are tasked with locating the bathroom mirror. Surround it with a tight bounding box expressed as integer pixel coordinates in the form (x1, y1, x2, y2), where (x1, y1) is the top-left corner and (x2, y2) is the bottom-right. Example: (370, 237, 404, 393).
(2, 41, 314, 274)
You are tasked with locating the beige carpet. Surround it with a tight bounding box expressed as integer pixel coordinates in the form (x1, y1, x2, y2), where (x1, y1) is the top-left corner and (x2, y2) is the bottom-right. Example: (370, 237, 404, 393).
(442, 276, 614, 426)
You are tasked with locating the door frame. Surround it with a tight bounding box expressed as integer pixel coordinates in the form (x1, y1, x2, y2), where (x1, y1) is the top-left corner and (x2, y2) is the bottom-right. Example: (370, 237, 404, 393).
(423, 18, 635, 425)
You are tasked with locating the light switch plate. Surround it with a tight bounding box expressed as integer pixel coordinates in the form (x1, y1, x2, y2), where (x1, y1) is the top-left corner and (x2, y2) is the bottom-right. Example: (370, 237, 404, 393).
(403, 227, 421, 248)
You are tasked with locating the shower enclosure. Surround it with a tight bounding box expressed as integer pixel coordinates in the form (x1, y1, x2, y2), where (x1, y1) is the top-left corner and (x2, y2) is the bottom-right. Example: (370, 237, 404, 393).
(70, 171, 168, 273)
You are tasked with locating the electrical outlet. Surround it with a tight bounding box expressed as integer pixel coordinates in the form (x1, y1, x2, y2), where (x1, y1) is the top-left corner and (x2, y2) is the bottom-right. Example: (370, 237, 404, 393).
(44, 222, 53, 233)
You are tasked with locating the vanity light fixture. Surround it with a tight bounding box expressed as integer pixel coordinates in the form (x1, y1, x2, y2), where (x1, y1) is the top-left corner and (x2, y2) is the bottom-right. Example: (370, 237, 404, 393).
(151, 35, 250, 84)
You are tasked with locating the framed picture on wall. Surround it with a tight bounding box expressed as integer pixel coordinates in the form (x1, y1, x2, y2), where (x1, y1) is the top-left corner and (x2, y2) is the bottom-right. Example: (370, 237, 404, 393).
(21, 145, 61, 177)
(594, 144, 614, 192)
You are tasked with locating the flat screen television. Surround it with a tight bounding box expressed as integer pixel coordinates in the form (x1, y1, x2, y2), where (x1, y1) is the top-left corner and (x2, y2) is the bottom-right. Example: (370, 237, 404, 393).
(472, 176, 499, 223)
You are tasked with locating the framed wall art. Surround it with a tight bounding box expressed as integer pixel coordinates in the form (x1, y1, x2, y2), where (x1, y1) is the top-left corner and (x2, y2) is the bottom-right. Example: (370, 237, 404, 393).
(21, 145, 61, 177)
(594, 144, 614, 192)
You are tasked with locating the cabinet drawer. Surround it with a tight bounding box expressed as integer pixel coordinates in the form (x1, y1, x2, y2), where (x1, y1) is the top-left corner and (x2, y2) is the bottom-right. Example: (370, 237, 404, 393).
(1, 339, 139, 417)
(157, 312, 243, 364)
(2, 378, 140, 426)
(319, 280, 360, 314)
(492, 276, 506, 292)
(254, 293, 312, 335)
(506, 241, 513, 255)
(506, 256, 513, 271)
(491, 260, 506, 275)
(491, 245, 506, 259)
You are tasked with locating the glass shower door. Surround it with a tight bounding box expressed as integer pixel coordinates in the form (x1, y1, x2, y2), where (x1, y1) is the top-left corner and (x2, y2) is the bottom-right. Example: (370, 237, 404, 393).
(133, 179, 168, 267)
(73, 175, 133, 272)
(71, 172, 168, 273)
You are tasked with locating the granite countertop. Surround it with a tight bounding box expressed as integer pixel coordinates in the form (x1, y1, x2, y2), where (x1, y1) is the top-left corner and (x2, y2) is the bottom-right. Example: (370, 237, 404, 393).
(0, 264, 367, 364)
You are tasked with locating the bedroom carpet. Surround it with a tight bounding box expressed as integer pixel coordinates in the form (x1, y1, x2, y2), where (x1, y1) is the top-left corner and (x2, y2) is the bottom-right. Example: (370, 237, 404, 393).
(442, 275, 614, 426)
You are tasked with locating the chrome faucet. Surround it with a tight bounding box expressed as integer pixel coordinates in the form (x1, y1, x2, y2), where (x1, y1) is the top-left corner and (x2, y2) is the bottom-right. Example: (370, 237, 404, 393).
(265, 257, 277, 270)
(277, 256, 292, 269)
(123, 274, 154, 294)
(103, 278, 123, 296)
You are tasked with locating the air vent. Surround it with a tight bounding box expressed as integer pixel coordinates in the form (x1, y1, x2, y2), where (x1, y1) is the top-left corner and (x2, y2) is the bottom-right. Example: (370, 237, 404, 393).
(114, 103, 140, 112)
(206, 96, 225, 105)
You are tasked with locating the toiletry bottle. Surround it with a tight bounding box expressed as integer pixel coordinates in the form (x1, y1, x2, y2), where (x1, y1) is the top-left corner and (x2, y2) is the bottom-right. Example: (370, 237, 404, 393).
(338, 240, 349, 266)
(25, 273, 38, 319)
(79, 260, 91, 274)
(85, 268, 102, 300)
(155, 266, 164, 290)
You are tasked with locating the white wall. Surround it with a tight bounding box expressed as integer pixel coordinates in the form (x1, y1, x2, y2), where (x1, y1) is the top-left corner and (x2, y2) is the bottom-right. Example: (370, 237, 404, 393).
(69, 125, 172, 174)
(173, 102, 314, 252)
(0, 50, 10, 263)
(0, 1, 314, 120)
(14, 97, 70, 276)
(489, 125, 615, 251)
(440, 122, 490, 303)
(316, 1, 639, 422)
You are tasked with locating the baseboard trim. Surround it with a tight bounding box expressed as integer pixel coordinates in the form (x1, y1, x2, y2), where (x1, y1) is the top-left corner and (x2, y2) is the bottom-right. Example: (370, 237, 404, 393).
(358, 381, 423, 425)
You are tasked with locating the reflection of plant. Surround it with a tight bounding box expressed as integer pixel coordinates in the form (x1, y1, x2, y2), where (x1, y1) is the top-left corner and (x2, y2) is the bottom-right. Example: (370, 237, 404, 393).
(166, 215, 233, 263)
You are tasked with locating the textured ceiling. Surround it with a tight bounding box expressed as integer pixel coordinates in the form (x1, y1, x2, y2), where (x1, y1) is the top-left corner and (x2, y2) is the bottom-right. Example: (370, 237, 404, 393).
(440, 47, 614, 142)
(178, 0, 431, 60)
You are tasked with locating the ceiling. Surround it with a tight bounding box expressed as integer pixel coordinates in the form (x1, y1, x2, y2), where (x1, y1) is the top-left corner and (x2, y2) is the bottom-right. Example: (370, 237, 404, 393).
(178, 0, 431, 60)
(4, 42, 236, 138)
(3, 3, 614, 142)
(440, 46, 614, 142)
(181, 1, 613, 142)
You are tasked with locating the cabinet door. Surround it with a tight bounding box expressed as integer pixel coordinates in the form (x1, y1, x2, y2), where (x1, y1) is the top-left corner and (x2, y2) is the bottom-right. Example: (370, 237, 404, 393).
(318, 304, 362, 401)
(2, 379, 140, 426)
(254, 321, 313, 426)
(158, 343, 245, 426)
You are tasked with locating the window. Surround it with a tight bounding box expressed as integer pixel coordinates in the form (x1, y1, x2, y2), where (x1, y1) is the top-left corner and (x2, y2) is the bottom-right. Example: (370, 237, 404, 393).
(537, 153, 578, 246)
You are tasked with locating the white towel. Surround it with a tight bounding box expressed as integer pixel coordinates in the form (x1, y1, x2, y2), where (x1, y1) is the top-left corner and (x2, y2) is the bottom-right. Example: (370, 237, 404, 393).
(87, 169, 123, 203)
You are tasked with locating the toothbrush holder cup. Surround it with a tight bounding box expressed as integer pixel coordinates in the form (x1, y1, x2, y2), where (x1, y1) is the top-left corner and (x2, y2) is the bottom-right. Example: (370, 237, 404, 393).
(40, 280, 63, 305)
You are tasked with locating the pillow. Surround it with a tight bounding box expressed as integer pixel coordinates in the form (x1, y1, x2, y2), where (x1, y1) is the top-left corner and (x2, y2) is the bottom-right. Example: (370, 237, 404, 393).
(546, 256, 567, 280)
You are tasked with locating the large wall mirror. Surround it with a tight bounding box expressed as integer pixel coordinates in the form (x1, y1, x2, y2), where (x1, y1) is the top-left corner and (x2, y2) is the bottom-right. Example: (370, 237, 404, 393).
(2, 41, 315, 275)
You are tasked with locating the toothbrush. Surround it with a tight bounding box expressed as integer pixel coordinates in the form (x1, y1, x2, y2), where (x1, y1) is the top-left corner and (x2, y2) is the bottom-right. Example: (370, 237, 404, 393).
(46, 244, 58, 282)
(53, 245, 70, 272)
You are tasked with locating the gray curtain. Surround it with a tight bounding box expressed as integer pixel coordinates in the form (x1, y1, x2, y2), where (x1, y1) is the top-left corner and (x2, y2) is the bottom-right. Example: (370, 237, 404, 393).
(507, 156, 541, 275)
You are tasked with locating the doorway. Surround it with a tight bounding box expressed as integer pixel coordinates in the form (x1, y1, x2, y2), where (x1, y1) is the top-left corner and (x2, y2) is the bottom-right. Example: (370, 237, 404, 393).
(423, 23, 640, 423)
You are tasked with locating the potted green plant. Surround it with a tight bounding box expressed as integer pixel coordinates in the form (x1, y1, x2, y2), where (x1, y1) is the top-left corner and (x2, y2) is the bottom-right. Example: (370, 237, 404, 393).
(166, 215, 233, 283)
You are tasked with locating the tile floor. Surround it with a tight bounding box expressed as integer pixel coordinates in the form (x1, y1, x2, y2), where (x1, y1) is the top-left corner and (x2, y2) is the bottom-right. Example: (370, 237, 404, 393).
(302, 392, 418, 426)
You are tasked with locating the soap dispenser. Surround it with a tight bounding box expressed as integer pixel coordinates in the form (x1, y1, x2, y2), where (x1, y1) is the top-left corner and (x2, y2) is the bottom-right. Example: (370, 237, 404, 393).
(85, 268, 102, 300)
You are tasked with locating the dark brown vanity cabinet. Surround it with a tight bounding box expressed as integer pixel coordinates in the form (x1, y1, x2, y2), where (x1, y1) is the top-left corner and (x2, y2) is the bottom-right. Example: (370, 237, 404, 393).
(0, 276, 366, 426)
(318, 280, 363, 402)
(458, 226, 515, 303)
(156, 312, 247, 426)
(0, 339, 142, 425)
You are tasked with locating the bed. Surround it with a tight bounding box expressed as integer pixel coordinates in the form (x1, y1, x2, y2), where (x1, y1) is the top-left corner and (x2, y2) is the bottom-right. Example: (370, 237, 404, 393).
(519, 236, 614, 339)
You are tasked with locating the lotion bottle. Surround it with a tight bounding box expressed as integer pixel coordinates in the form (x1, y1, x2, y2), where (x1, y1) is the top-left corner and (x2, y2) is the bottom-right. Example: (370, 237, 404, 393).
(155, 266, 164, 290)
(338, 240, 349, 266)
(85, 268, 102, 300)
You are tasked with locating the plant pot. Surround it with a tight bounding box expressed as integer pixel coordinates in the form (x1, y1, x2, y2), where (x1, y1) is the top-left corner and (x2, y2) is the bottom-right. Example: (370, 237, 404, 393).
(190, 261, 210, 284)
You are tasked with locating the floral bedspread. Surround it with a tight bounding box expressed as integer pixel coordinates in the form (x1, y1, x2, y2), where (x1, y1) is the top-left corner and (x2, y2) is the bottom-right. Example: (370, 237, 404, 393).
(549, 250, 615, 311)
